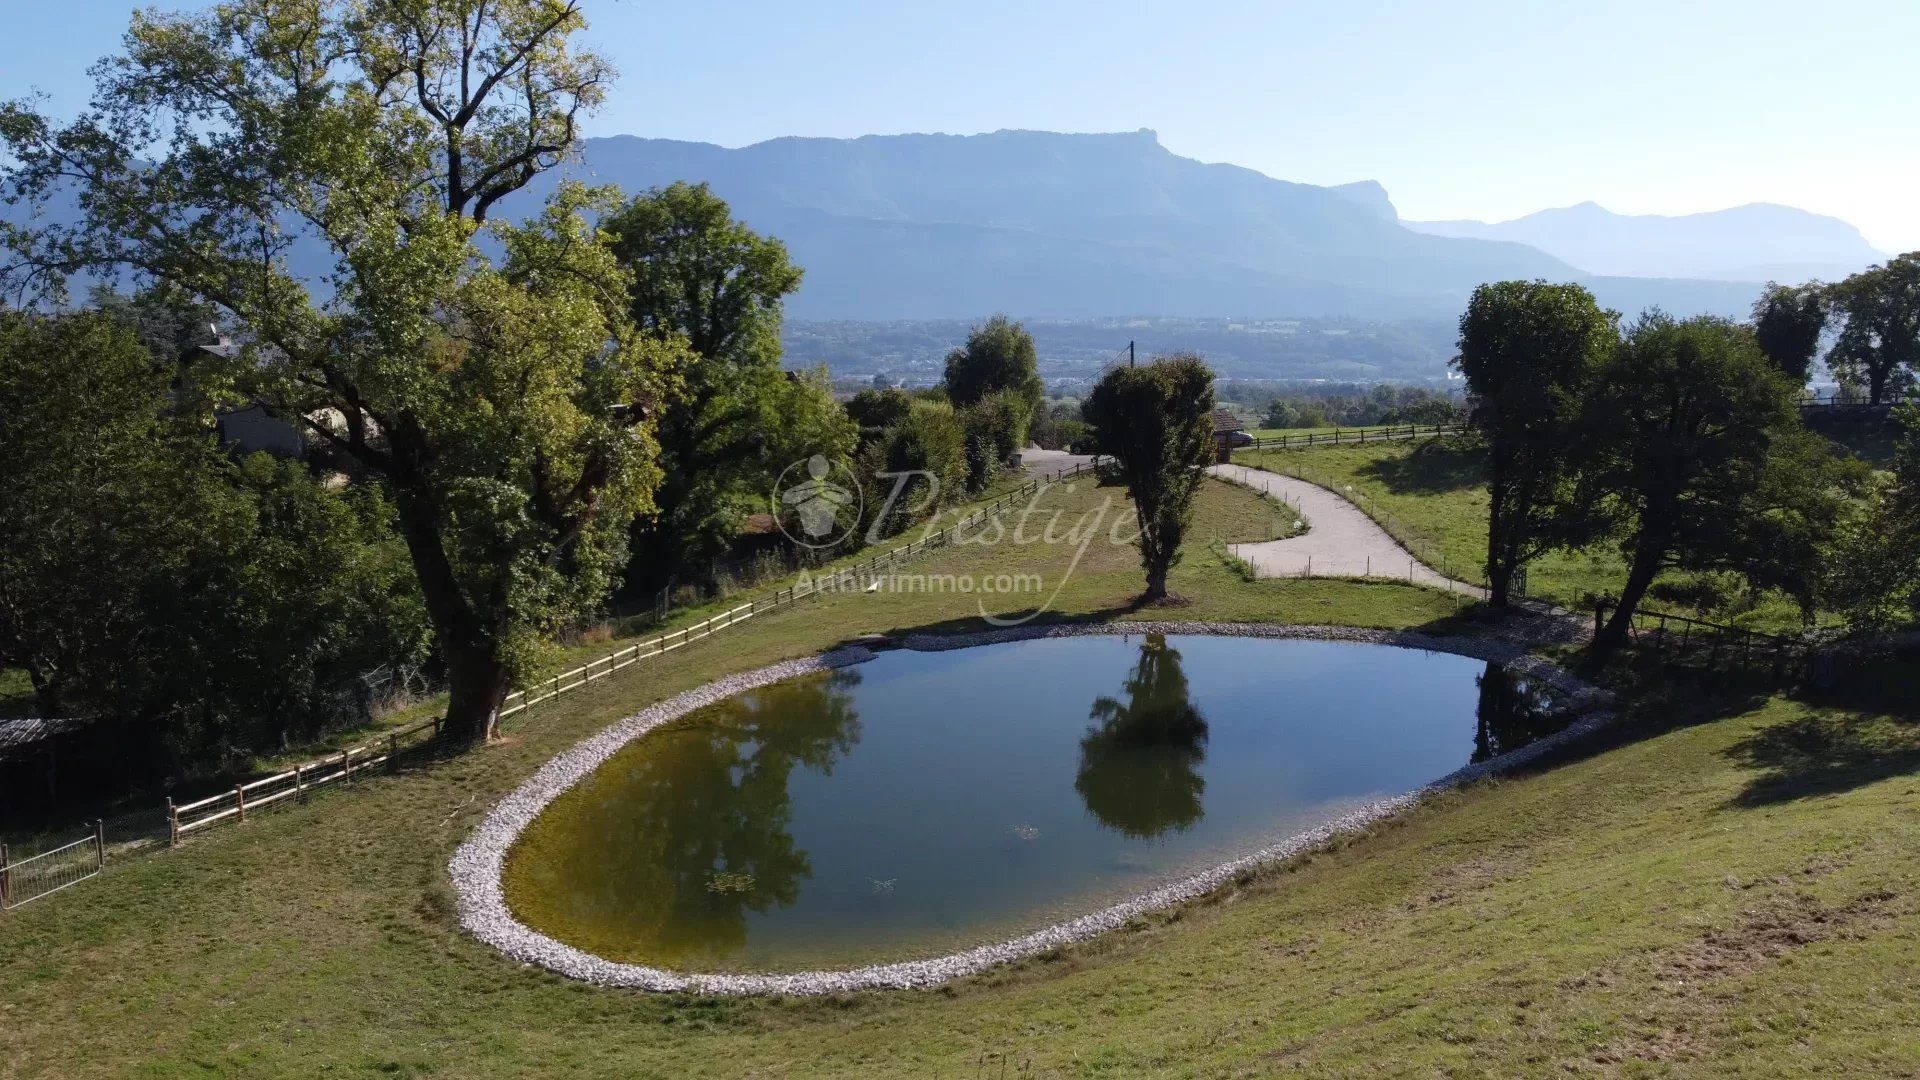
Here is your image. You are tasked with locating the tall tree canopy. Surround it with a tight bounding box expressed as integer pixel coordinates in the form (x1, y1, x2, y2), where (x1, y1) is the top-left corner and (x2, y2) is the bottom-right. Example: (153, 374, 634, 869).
(943, 315, 1043, 417)
(603, 182, 853, 596)
(0, 310, 426, 775)
(1585, 314, 1851, 647)
(1454, 280, 1616, 607)
(1825, 404, 1920, 629)
(0, 0, 686, 743)
(1826, 253, 1920, 404)
(1750, 281, 1829, 386)
(1084, 352, 1215, 602)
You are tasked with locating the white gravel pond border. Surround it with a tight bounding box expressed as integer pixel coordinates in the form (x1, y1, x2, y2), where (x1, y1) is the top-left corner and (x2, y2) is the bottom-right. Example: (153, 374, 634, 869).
(449, 621, 1615, 995)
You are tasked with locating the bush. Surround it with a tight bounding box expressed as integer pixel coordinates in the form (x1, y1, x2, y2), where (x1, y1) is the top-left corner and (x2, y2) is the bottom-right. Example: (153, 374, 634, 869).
(957, 389, 1031, 490)
(856, 400, 968, 539)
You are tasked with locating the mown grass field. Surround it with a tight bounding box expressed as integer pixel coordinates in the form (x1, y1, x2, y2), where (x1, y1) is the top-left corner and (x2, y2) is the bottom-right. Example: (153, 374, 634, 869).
(2, 472, 1916, 1078)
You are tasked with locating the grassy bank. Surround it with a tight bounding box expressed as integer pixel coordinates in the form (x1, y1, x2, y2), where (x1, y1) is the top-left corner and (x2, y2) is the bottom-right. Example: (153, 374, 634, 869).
(2, 475, 1915, 1077)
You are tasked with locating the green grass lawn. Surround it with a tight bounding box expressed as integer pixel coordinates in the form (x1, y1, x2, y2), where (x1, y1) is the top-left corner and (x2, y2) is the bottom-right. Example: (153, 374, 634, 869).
(0, 666, 35, 717)
(3, 475, 1916, 1077)
(1235, 438, 1828, 634)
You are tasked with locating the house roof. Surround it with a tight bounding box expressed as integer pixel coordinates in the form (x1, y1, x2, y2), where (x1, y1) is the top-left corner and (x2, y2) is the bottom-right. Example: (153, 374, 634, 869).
(0, 715, 91, 760)
(1211, 409, 1245, 434)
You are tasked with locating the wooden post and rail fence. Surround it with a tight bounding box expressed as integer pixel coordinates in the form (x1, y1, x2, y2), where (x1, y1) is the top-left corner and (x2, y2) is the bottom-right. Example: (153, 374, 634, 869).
(1241, 421, 1467, 452)
(1592, 600, 1813, 680)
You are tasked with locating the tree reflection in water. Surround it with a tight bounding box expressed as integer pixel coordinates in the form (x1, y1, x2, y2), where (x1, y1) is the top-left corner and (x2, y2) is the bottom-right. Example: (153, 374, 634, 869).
(1075, 634, 1211, 838)
(1471, 663, 1562, 764)
(507, 668, 862, 966)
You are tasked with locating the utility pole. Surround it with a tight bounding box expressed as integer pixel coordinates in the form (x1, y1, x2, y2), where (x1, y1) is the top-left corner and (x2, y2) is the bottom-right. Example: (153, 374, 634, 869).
(1128, 340, 1135, 367)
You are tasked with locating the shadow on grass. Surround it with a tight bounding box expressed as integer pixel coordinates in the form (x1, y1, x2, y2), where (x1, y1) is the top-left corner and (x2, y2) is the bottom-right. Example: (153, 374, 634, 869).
(1466, 640, 1778, 781)
(858, 599, 1152, 642)
(1355, 438, 1485, 495)
(1722, 656, 1920, 807)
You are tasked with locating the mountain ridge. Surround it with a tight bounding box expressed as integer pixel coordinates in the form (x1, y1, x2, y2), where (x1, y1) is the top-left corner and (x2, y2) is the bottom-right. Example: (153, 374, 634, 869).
(1407, 200, 1885, 283)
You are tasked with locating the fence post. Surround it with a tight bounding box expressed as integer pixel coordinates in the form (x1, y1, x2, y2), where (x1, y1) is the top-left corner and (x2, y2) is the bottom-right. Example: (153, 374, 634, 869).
(2, 841, 10, 908)
(236, 784, 247, 823)
(95, 819, 105, 871)
(342, 747, 353, 784)
(167, 797, 178, 849)
(296, 763, 306, 800)
(388, 732, 400, 772)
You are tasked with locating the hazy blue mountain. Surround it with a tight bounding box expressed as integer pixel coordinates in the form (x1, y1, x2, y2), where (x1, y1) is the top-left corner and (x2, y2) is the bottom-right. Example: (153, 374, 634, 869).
(7, 127, 1777, 321)
(501, 129, 1583, 320)
(495, 130, 1771, 319)
(1407, 201, 1885, 283)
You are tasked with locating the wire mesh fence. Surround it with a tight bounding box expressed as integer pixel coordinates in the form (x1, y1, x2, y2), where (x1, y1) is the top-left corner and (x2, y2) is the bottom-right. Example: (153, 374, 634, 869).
(1, 826, 103, 909)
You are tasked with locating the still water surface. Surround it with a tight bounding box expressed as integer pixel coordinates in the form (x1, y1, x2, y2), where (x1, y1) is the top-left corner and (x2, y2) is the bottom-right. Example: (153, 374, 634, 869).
(503, 634, 1558, 971)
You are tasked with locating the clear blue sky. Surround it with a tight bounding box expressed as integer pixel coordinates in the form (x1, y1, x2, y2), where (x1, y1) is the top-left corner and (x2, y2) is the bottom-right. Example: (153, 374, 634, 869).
(12, 0, 1918, 252)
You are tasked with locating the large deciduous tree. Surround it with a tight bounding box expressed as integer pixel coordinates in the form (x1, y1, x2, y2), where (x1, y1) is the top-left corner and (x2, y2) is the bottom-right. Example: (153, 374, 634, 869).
(943, 315, 1043, 418)
(1825, 404, 1920, 629)
(1084, 352, 1215, 602)
(1586, 314, 1852, 648)
(1454, 281, 1616, 607)
(0, 310, 427, 775)
(602, 182, 854, 596)
(1826, 254, 1920, 405)
(1750, 281, 1829, 386)
(0, 0, 685, 744)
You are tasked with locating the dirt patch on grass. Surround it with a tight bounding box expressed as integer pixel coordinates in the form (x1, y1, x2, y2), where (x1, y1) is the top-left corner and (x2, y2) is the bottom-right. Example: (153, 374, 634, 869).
(1560, 884, 1907, 1071)
(1654, 889, 1899, 986)
(1587, 1025, 1705, 1068)
(1403, 849, 1529, 910)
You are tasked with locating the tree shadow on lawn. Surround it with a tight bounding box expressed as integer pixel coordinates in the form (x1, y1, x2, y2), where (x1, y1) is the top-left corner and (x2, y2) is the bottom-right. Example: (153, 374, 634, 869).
(1355, 438, 1486, 496)
(852, 599, 1152, 643)
(1723, 656, 1920, 808)
(1486, 646, 1776, 781)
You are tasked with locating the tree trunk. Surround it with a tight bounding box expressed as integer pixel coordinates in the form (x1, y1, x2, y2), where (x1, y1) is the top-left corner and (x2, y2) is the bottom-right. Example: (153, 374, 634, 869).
(441, 640, 511, 744)
(1487, 560, 1514, 609)
(1143, 565, 1168, 602)
(1485, 449, 1512, 608)
(392, 492, 506, 747)
(1597, 542, 1664, 650)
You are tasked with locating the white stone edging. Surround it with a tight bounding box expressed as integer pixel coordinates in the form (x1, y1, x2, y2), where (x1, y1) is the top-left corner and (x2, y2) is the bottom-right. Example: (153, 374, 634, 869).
(449, 621, 1613, 995)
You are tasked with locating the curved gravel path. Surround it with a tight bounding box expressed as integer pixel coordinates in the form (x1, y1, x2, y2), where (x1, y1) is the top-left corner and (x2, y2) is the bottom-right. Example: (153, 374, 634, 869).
(450, 621, 1609, 995)
(1209, 462, 1486, 597)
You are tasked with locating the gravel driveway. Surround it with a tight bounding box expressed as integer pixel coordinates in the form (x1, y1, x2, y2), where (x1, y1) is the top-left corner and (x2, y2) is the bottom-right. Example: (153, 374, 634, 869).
(1208, 463, 1486, 597)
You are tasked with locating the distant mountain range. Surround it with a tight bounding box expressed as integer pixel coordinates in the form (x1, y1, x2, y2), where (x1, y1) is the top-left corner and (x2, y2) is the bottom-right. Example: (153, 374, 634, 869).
(10, 127, 1885, 324)
(501, 129, 1775, 321)
(1406, 202, 1886, 283)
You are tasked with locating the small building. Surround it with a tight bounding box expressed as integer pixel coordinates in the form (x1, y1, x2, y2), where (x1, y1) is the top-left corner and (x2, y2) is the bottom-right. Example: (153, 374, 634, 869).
(0, 714, 93, 807)
(1211, 409, 1250, 464)
(175, 337, 312, 461)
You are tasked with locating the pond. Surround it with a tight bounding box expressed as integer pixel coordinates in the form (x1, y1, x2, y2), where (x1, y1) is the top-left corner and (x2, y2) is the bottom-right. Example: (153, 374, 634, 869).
(502, 634, 1561, 973)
